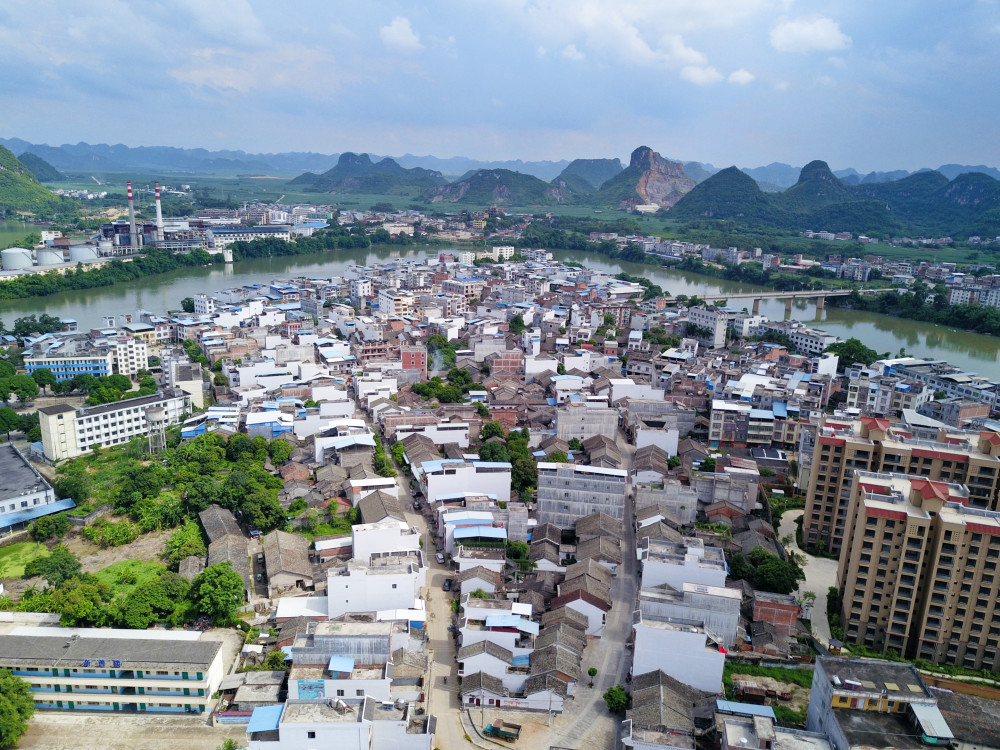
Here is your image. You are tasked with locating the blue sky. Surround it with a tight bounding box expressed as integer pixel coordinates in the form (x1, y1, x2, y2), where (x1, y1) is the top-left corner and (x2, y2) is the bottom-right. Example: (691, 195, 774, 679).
(1, 0, 998, 171)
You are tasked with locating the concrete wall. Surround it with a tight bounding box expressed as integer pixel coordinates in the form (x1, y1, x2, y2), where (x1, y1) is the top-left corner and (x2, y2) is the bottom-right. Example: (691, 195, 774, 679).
(632, 624, 724, 692)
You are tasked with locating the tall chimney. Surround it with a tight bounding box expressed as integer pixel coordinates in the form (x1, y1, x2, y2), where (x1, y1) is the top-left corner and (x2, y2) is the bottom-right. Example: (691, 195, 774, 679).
(154, 182, 164, 242)
(127, 181, 138, 250)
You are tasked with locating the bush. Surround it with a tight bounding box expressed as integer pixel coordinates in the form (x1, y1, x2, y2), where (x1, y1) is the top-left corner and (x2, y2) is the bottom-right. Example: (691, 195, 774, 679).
(603, 684, 630, 713)
(30, 513, 70, 542)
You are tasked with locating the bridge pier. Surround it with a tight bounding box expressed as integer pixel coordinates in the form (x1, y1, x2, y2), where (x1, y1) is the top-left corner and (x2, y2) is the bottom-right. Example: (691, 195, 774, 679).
(784, 298, 794, 318)
(815, 295, 825, 310)
(752, 298, 761, 316)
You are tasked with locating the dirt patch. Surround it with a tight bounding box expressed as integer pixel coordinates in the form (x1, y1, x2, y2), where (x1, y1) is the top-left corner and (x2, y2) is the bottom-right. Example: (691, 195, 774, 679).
(18, 712, 245, 750)
(63, 527, 171, 575)
(730, 673, 810, 714)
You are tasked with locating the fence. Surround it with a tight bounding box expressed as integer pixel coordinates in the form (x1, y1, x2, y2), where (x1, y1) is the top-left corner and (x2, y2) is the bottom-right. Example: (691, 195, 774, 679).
(68, 504, 111, 527)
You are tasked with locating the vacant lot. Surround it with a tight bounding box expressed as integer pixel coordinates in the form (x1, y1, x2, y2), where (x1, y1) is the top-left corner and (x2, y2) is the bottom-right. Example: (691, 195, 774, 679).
(92, 559, 166, 595)
(0, 541, 50, 578)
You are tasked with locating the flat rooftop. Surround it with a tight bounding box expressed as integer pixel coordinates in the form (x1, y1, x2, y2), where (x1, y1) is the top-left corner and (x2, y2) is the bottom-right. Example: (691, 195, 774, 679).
(280, 701, 365, 723)
(832, 708, 925, 750)
(0, 633, 221, 672)
(0, 444, 50, 503)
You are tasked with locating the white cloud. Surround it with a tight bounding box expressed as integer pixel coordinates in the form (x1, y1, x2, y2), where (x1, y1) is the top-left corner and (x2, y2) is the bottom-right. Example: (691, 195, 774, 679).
(536, 45, 547, 57)
(680, 65, 723, 85)
(562, 43, 584, 60)
(728, 68, 755, 84)
(770, 17, 851, 53)
(380, 16, 423, 53)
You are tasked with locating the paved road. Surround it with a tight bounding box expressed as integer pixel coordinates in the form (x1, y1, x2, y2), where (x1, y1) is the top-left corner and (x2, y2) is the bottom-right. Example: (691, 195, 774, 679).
(779, 509, 838, 646)
(544, 431, 638, 749)
(393, 451, 471, 748)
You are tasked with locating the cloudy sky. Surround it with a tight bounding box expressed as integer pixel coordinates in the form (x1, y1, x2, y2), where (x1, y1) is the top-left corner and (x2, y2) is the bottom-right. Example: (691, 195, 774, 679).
(1, 1, 998, 171)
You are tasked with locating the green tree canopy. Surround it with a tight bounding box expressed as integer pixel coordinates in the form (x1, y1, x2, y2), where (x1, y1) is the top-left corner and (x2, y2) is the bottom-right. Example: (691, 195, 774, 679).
(823, 337, 880, 367)
(23, 544, 81, 587)
(190, 562, 245, 626)
(478, 442, 510, 463)
(603, 684, 630, 713)
(548, 450, 569, 463)
(480, 421, 506, 441)
(0, 668, 35, 748)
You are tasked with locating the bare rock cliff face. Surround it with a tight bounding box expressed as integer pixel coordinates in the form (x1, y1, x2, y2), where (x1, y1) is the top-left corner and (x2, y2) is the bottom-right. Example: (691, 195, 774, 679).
(628, 146, 696, 208)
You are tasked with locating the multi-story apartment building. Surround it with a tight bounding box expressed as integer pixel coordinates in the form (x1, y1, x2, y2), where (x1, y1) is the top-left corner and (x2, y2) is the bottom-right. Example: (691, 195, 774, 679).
(536, 462, 628, 529)
(24, 334, 149, 381)
(38, 389, 190, 462)
(802, 416, 1000, 554)
(686, 306, 728, 348)
(837, 470, 1000, 669)
(0, 627, 224, 713)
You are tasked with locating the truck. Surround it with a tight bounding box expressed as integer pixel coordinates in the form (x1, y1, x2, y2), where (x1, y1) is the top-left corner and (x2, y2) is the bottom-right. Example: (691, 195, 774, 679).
(484, 720, 522, 742)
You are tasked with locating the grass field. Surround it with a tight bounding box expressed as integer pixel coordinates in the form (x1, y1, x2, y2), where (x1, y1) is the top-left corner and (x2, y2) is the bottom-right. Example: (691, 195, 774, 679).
(0, 541, 51, 578)
(92, 559, 166, 596)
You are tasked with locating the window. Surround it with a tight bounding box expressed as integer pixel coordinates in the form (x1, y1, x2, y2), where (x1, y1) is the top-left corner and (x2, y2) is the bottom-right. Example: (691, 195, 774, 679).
(307, 732, 316, 739)
(336, 689, 345, 697)
(356, 690, 364, 696)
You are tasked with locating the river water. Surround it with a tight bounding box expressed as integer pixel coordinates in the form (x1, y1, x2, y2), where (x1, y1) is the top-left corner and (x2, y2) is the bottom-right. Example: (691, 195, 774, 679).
(1, 242, 998, 374)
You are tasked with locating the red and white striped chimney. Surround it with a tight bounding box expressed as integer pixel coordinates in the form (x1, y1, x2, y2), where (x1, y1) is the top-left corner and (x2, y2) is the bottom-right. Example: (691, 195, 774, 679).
(127, 181, 138, 250)
(154, 182, 164, 242)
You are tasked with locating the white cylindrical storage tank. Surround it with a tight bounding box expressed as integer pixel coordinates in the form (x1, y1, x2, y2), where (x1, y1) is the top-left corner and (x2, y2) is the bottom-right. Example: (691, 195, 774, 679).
(2, 247, 34, 270)
(98, 239, 113, 255)
(36, 249, 64, 266)
(70, 245, 102, 262)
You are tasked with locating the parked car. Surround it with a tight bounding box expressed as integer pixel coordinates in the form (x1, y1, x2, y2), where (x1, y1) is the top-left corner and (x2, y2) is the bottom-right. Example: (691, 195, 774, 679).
(412, 501, 422, 511)
(257, 553, 264, 564)
(435, 552, 445, 565)
(443, 579, 452, 592)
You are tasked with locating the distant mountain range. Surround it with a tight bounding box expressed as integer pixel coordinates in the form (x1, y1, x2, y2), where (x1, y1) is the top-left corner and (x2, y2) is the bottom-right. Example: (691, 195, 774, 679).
(4, 136, 999, 189)
(669, 159, 1000, 237)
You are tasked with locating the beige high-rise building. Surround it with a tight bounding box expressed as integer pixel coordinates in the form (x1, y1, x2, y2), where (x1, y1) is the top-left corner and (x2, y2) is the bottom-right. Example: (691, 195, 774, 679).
(837, 470, 1000, 670)
(802, 416, 1000, 554)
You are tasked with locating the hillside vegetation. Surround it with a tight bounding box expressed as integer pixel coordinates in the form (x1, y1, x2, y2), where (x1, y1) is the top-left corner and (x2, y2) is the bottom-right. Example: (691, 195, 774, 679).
(17, 152, 64, 182)
(291, 152, 446, 194)
(0, 146, 72, 216)
(669, 158, 1000, 237)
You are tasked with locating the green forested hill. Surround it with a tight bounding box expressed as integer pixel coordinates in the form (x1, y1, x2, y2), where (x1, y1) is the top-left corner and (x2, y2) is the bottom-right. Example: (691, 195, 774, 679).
(290, 152, 446, 193)
(17, 152, 64, 182)
(0, 146, 72, 216)
(425, 168, 574, 204)
(668, 158, 1000, 236)
(555, 158, 623, 189)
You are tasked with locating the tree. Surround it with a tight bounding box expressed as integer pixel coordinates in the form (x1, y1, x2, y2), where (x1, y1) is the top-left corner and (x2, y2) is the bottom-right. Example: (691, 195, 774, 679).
(480, 421, 506, 441)
(23, 544, 81, 587)
(166, 520, 208, 568)
(29, 513, 70, 543)
(8, 374, 38, 403)
(556, 363, 566, 375)
(180, 297, 196, 313)
(0, 668, 35, 748)
(823, 337, 879, 367)
(509, 314, 526, 335)
(475, 401, 490, 419)
(478, 442, 510, 463)
(507, 540, 530, 560)
(548, 450, 569, 463)
(603, 684, 629, 713)
(190, 562, 244, 626)
(30, 367, 57, 394)
(0, 407, 18, 439)
(268, 439, 293, 465)
(588, 666, 598, 678)
(568, 438, 583, 451)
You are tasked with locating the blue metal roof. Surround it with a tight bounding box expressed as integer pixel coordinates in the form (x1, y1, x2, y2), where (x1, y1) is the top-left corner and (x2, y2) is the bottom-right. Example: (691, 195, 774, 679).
(246, 704, 284, 733)
(328, 655, 356, 673)
(716, 700, 776, 719)
(0, 499, 76, 529)
(247, 703, 285, 734)
(454, 526, 507, 540)
(772, 402, 788, 419)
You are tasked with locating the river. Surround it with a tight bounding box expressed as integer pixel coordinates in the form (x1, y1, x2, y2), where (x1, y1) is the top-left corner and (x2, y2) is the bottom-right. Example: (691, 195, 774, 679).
(0, 219, 36, 248)
(1, 243, 998, 374)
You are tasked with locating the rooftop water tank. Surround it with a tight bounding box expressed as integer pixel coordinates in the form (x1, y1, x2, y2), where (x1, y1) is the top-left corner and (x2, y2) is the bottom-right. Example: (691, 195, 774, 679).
(2, 247, 34, 271)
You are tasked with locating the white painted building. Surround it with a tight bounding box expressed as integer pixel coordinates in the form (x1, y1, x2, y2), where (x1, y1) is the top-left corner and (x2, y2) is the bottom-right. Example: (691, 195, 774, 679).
(631, 614, 725, 693)
(351, 520, 420, 561)
(419, 460, 512, 505)
(325, 553, 426, 619)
